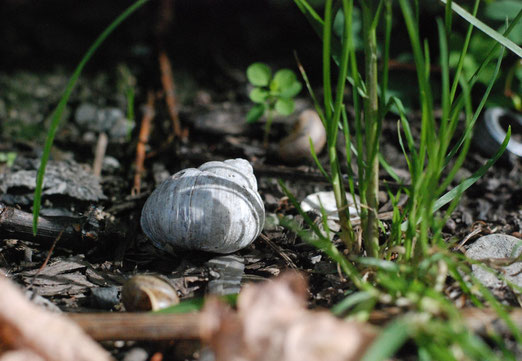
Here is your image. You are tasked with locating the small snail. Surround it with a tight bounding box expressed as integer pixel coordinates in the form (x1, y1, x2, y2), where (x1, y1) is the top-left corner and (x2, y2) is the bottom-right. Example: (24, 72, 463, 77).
(141, 158, 265, 254)
(278, 110, 326, 163)
(121, 275, 179, 312)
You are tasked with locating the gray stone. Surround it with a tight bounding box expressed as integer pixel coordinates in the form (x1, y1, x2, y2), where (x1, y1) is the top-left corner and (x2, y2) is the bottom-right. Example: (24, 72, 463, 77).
(0, 158, 106, 203)
(466, 234, 522, 289)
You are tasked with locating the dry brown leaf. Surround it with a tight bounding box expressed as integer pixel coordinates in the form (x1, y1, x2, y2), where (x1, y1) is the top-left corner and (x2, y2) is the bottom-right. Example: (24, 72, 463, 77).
(201, 272, 377, 361)
(0, 275, 111, 361)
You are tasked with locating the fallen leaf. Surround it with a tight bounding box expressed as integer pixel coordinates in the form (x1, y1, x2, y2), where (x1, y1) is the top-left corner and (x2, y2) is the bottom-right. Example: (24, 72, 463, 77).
(201, 272, 376, 361)
(0, 275, 111, 361)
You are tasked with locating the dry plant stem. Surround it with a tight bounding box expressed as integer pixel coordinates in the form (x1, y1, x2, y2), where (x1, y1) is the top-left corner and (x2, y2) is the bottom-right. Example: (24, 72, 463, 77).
(159, 50, 182, 139)
(92, 132, 108, 177)
(67, 313, 202, 341)
(132, 90, 155, 195)
(28, 230, 63, 295)
(361, 3, 380, 258)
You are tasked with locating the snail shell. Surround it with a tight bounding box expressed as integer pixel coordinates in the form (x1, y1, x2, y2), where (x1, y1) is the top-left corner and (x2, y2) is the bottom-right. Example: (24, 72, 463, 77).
(121, 275, 179, 312)
(141, 158, 265, 254)
(278, 110, 326, 163)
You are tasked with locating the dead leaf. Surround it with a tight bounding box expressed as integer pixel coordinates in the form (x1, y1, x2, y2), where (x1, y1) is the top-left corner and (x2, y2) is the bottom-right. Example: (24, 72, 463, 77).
(201, 272, 376, 361)
(0, 275, 111, 361)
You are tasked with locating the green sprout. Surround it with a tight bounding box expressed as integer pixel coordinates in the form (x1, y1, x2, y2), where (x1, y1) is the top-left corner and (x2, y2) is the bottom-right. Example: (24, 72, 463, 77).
(246, 62, 302, 146)
(0, 152, 17, 167)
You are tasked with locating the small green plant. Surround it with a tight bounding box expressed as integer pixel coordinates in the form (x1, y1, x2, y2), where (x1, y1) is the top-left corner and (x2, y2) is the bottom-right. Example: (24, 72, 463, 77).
(0, 152, 17, 167)
(246, 62, 302, 146)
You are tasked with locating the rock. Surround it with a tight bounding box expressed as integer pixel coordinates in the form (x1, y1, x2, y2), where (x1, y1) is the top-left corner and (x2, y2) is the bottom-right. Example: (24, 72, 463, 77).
(75, 103, 131, 140)
(300, 191, 360, 221)
(466, 234, 522, 290)
(90, 287, 120, 310)
(0, 157, 106, 206)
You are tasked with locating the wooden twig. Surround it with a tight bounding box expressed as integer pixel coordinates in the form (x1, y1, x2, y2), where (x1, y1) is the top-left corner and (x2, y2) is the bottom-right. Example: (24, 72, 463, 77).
(159, 50, 182, 139)
(28, 230, 63, 297)
(92, 132, 109, 177)
(65, 307, 522, 342)
(132, 90, 155, 196)
(67, 312, 202, 341)
(0, 203, 95, 250)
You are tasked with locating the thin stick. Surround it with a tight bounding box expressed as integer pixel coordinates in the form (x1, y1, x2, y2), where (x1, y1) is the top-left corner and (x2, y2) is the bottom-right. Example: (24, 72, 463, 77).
(65, 307, 522, 342)
(67, 312, 202, 341)
(29, 230, 63, 299)
(92, 132, 109, 177)
(132, 90, 155, 195)
(159, 50, 182, 139)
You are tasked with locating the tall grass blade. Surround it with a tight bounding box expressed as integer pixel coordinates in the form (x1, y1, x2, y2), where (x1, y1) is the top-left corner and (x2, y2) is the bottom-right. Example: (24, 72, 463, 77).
(445, 46, 505, 165)
(32, 0, 149, 235)
(433, 127, 510, 213)
(440, 0, 522, 58)
(360, 318, 410, 361)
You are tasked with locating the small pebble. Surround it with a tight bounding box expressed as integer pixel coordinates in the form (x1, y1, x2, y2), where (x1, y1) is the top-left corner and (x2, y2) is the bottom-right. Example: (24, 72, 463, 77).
(123, 348, 149, 361)
(466, 234, 522, 290)
(90, 286, 120, 310)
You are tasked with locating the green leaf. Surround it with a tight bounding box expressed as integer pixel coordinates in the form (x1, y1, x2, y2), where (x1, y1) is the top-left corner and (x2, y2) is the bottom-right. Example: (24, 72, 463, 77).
(246, 103, 266, 123)
(32, 0, 150, 235)
(279, 81, 302, 98)
(246, 62, 271, 87)
(249, 87, 269, 103)
(274, 98, 295, 115)
(272, 69, 297, 90)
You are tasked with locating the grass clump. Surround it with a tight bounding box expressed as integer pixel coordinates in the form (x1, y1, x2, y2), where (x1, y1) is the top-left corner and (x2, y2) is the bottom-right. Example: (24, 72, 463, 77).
(285, 0, 522, 358)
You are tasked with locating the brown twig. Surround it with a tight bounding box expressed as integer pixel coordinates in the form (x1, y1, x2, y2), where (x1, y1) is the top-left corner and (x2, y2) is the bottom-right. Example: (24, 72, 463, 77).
(159, 50, 182, 139)
(92, 132, 109, 177)
(132, 90, 156, 196)
(259, 233, 298, 270)
(28, 230, 63, 297)
(65, 306, 522, 342)
(67, 312, 202, 341)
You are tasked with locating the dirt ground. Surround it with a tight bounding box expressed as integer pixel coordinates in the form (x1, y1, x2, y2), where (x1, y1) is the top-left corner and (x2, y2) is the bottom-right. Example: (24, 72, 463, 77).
(0, 1, 521, 360)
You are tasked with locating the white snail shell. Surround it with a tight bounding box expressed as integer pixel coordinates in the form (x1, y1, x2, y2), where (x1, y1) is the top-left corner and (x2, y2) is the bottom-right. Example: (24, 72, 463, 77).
(278, 110, 326, 163)
(141, 158, 265, 254)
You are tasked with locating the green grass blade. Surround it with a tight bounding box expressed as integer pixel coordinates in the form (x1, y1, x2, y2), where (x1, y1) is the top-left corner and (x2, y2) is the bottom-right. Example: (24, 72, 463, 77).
(445, 46, 505, 165)
(323, 0, 334, 121)
(449, 0, 480, 104)
(440, 0, 522, 58)
(380, 0, 392, 115)
(332, 291, 375, 316)
(278, 214, 366, 289)
(378, 153, 401, 184)
(360, 318, 410, 361)
(434, 127, 510, 213)
(32, 0, 149, 235)
(309, 137, 331, 182)
(295, 53, 326, 126)
(331, 0, 352, 142)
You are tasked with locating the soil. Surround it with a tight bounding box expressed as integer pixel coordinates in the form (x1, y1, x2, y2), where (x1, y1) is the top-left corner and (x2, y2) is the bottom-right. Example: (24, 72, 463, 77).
(0, 1, 521, 360)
